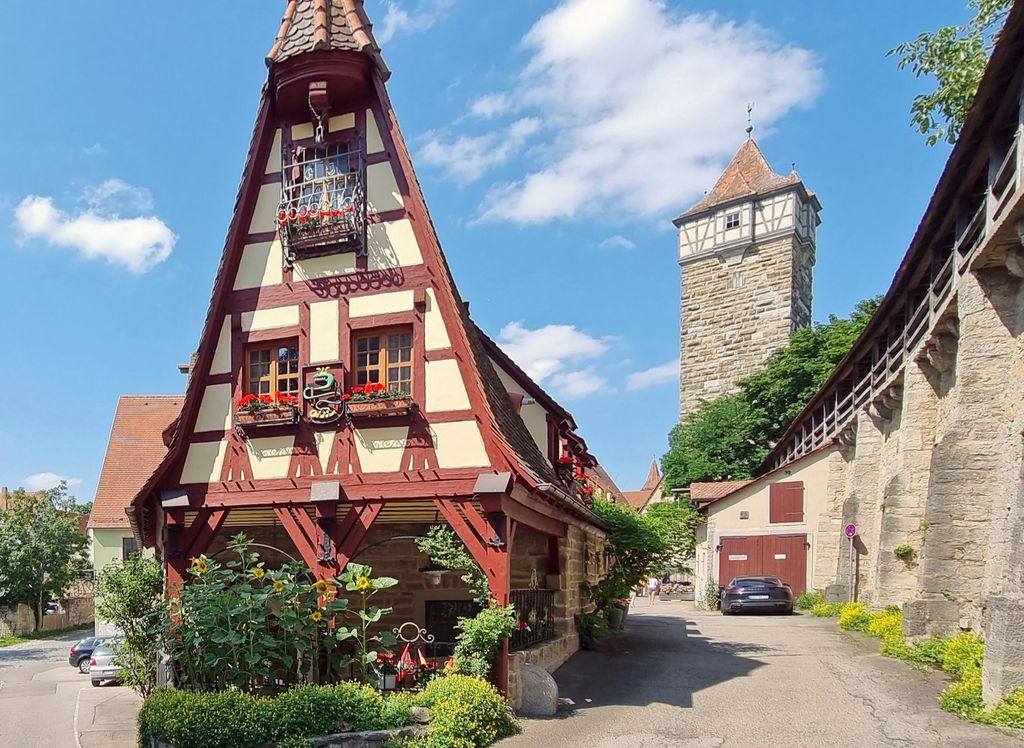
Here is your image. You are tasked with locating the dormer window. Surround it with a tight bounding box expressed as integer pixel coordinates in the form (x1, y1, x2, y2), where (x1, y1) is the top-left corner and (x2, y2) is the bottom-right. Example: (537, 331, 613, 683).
(725, 211, 741, 230)
(278, 140, 365, 263)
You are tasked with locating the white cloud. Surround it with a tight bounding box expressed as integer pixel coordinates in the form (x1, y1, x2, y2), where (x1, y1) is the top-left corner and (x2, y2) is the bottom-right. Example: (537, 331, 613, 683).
(82, 143, 105, 156)
(497, 321, 610, 384)
(627, 358, 680, 390)
(468, 93, 511, 119)
(21, 472, 83, 492)
(421, 118, 540, 184)
(424, 0, 821, 224)
(550, 368, 610, 399)
(598, 234, 636, 250)
(377, 0, 456, 44)
(13, 179, 176, 273)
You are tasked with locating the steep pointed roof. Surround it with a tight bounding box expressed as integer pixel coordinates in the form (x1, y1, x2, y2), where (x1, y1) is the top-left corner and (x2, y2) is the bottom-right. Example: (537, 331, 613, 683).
(642, 459, 660, 491)
(675, 138, 803, 223)
(267, 0, 390, 78)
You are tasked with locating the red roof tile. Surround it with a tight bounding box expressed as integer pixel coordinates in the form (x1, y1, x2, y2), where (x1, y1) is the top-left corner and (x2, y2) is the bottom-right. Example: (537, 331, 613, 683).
(676, 138, 802, 221)
(689, 480, 753, 503)
(90, 396, 183, 529)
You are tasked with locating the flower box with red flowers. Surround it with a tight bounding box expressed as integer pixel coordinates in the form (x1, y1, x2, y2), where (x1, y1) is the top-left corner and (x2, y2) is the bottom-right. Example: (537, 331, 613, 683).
(234, 392, 299, 429)
(277, 204, 362, 258)
(343, 383, 413, 418)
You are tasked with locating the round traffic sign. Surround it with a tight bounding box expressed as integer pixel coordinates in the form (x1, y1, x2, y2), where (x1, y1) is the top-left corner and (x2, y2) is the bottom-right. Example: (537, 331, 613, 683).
(844, 523, 858, 538)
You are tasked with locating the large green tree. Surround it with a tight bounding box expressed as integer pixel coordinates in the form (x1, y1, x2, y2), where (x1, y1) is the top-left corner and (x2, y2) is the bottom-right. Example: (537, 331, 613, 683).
(662, 297, 881, 493)
(0, 482, 89, 629)
(889, 0, 1011, 145)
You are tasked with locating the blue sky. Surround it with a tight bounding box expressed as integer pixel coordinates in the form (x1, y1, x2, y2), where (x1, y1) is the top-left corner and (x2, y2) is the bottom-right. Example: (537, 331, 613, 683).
(0, 1, 969, 499)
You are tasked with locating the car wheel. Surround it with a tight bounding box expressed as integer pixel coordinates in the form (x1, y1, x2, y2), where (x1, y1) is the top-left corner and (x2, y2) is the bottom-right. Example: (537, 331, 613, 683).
(721, 608, 731, 616)
(91, 679, 102, 687)
(78, 658, 91, 674)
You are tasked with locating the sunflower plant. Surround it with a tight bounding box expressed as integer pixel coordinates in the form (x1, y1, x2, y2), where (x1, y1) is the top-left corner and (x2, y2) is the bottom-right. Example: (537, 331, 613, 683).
(168, 533, 395, 694)
(338, 562, 399, 684)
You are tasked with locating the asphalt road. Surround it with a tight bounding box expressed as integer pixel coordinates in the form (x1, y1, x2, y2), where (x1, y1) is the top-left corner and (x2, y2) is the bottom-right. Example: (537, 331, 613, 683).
(500, 601, 1022, 747)
(0, 629, 139, 748)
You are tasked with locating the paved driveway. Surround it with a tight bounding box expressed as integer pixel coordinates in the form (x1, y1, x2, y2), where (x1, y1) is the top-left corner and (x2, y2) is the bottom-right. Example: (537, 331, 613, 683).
(0, 630, 139, 748)
(501, 601, 1021, 747)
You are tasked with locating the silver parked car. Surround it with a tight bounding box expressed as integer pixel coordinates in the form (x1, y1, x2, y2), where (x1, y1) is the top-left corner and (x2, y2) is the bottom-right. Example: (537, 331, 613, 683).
(89, 641, 123, 687)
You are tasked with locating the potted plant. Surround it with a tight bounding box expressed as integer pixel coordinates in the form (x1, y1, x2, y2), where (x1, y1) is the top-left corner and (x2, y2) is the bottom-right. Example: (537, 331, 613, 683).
(344, 383, 413, 418)
(234, 391, 299, 429)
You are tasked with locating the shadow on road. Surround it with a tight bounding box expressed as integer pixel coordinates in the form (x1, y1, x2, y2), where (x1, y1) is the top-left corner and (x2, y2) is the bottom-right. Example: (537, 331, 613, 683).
(542, 611, 771, 716)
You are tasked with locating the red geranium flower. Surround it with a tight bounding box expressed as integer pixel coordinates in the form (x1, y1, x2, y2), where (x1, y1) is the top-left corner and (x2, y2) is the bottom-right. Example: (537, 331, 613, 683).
(259, 394, 274, 404)
(352, 386, 364, 394)
(375, 383, 387, 392)
(557, 455, 573, 465)
(342, 393, 352, 401)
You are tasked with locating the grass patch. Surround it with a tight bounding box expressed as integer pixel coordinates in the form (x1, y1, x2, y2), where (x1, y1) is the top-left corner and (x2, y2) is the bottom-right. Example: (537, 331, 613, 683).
(0, 622, 92, 648)
(795, 591, 825, 610)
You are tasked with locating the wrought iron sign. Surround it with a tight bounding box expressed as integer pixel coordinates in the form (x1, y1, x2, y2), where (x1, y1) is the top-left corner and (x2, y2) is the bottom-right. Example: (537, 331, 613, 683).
(303, 366, 345, 424)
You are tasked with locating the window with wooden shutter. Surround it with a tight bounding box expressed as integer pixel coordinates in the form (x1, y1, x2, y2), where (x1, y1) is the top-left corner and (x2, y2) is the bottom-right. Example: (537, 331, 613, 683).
(353, 328, 413, 395)
(769, 481, 804, 524)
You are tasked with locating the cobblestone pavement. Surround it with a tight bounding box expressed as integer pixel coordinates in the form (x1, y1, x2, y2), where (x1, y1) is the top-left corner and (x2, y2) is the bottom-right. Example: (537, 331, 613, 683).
(500, 601, 1022, 747)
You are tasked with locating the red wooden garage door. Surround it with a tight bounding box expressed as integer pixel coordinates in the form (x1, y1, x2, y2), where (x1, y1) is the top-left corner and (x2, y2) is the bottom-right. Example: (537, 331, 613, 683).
(718, 534, 807, 595)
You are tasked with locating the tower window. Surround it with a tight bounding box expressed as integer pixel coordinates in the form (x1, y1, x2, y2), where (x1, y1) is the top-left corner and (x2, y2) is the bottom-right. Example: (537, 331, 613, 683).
(725, 212, 741, 230)
(732, 271, 744, 289)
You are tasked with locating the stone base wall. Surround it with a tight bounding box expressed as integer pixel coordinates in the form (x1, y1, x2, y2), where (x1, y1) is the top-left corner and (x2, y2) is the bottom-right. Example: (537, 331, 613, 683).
(507, 632, 580, 711)
(0, 597, 94, 637)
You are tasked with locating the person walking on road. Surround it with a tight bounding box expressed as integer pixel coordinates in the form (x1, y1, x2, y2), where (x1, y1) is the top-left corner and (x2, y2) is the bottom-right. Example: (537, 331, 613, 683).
(646, 575, 660, 605)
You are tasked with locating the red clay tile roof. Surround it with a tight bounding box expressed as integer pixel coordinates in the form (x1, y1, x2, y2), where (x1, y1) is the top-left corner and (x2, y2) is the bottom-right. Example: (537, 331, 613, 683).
(641, 459, 660, 491)
(676, 138, 802, 221)
(267, 0, 389, 78)
(90, 396, 183, 529)
(621, 490, 653, 510)
(690, 479, 753, 503)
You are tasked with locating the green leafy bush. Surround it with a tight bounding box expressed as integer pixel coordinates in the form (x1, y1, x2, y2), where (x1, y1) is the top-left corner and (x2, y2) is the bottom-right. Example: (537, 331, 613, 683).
(939, 673, 984, 718)
(981, 689, 1024, 728)
(416, 675, 519, 747)
(137, 684, 413, 748)
(838, 602, 875, 632)
(574, 612, 610, 649)
(795, 591, 825, 610)
(941, 633, 984, 679)
(912, 636, 950, 665)
(893, 544, 915, 561)
(810, 602, 842, 617)
(452, 605, 517, 678)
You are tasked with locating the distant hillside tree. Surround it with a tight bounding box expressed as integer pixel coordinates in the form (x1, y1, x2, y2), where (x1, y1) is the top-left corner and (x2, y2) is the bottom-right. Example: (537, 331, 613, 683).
(889, 0, 1011, 145)
(0, 482, 89, 629)
(662, 297, 881, 492)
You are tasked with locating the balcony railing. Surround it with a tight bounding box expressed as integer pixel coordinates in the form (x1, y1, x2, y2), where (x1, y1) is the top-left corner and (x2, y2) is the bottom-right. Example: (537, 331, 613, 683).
(510, 588, 556, 651)
(278, 141, 365, 263)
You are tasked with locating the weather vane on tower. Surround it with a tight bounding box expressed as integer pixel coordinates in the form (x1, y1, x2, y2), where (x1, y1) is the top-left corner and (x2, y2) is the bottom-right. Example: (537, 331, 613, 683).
(746, 102, 754, 137)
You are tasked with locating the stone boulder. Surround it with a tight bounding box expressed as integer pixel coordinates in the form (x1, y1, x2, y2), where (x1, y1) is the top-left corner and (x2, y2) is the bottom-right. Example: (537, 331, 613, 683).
(518, 663, 558, 717)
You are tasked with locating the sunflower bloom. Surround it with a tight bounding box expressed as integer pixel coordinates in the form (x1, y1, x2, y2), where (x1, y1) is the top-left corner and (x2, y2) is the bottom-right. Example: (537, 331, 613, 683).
(272, 579, 285, 593)
(356, 576, 371, 591)
(252, 567, 265, 580)
(192, 559, 209, 575)
(314, 579, 332, 595)
(310, 610, 324, 622)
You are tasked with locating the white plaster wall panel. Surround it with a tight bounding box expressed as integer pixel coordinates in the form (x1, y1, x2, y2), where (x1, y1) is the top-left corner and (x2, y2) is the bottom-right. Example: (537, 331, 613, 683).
(310, 301, 340, 363)
(329, 113, 356, 132)
(353, 426, 409, 472)
(424, 289, 452, 351)
(248, 183, 282, 234)
(424, 359, 472, 412)
(520, 403, 549, 456)
(292, 122, 314, 140)
(247, 436, 296, 480)
(490, 359, 524, 395)
(368, 219, 423, 270)
(349, 290, 415, 318)
(366, 109, 385, 154)
(210, 316, 232, 375)
(195, 384, 233, 433)
(241, 305, 300, 332)
(367, 162, 405, 213)
(265, 129, 283, 174)
(233, 239, 283, 290)
(432, 421, 490, 469)
(315, 431, 337, 474)
(181, 440, 228, 485)
(294, 253, 358, 280)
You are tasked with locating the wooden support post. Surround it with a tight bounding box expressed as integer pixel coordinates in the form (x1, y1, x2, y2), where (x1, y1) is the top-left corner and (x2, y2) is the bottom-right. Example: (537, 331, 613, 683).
(329, 502, 384, 573)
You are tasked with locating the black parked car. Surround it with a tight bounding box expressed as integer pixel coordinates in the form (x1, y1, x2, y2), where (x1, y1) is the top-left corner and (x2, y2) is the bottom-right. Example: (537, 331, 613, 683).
(69, 636, 113, 673)
(720, 576, 794, 615)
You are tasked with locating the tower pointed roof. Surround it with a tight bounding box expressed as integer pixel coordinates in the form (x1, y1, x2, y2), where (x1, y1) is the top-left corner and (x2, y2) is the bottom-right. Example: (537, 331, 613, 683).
(267, 0, 390, 78)
(642, 459, 661, 491)
(675, 138, 803, 223)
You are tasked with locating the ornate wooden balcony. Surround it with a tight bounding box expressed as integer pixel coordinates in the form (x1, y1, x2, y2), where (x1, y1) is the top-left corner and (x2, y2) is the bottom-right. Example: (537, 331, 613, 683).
(278, 141, 365, 263)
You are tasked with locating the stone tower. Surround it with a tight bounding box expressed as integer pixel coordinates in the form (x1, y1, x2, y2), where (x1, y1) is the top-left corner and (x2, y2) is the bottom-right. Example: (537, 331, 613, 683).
(673, 138, 820, 419)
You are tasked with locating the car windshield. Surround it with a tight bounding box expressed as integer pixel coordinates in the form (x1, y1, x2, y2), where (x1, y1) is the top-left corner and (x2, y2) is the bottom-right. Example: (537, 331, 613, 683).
(77, 638, 95, 648)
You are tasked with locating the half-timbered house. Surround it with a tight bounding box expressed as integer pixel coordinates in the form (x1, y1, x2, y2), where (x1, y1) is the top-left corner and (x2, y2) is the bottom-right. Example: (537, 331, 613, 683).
(122, 0, 611, 700)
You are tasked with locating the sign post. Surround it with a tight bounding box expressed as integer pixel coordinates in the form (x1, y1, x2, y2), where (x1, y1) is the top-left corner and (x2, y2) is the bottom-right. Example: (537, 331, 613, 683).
(844, 524, 858, 602)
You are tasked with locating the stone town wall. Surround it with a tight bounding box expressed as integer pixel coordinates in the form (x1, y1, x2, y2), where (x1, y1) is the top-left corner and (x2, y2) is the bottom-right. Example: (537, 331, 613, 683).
(679, 235, 811, 419)
(0, 598, 94, 637)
